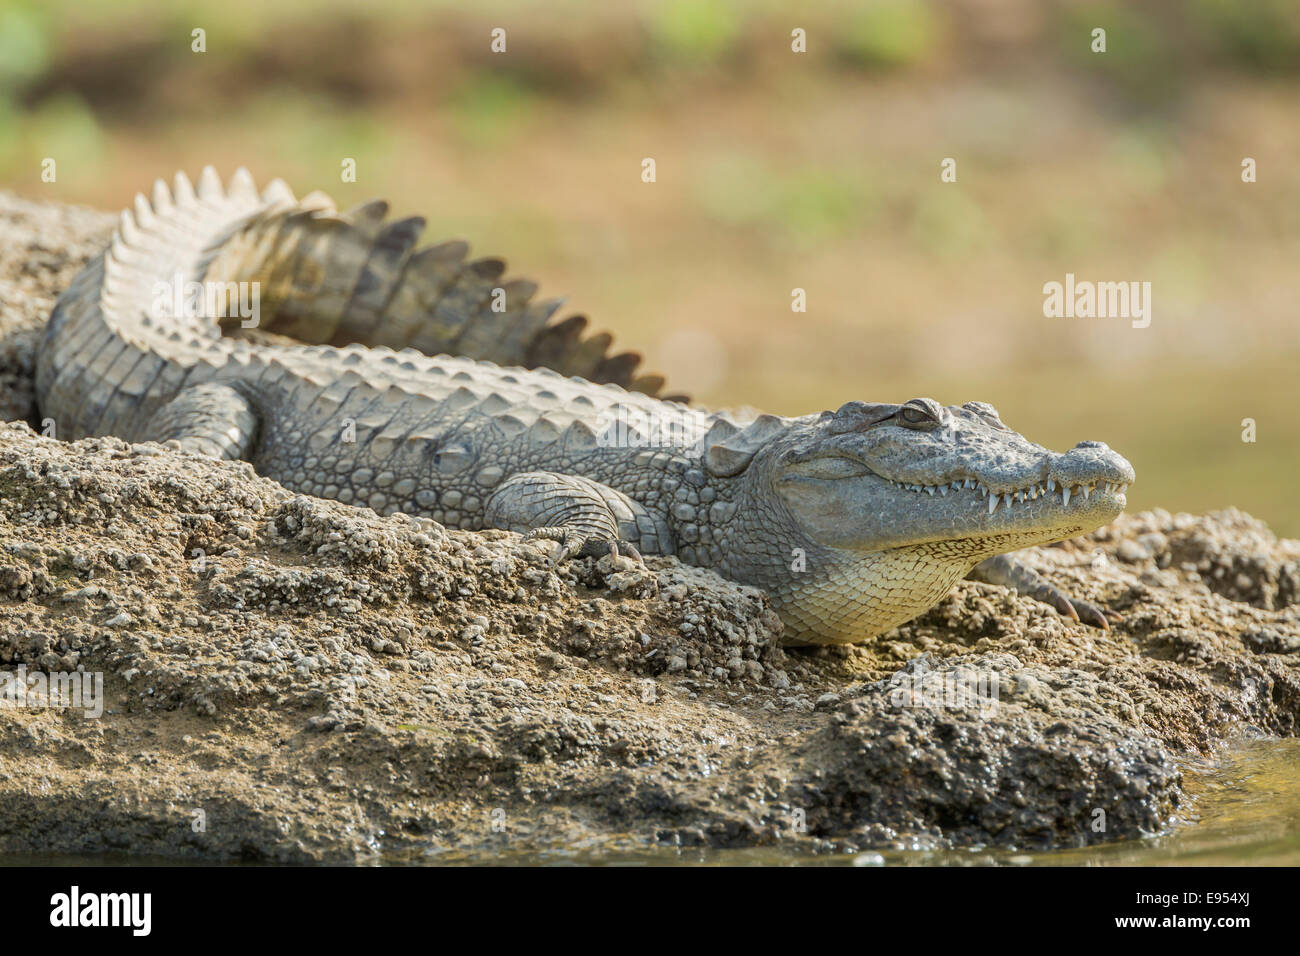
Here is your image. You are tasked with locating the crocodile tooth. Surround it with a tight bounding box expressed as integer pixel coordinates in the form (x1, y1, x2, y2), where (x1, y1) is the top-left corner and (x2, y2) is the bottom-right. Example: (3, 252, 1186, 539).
(925, 486, 935, 496)
(938, 485, 947, 496)
(1004, 493, 1014, 510)
(1062, 486, 1071, 508)
(1082, 484, 1090, 500)
(1047, 478, 1056, 492)
(951, 481, 961, 491)
(988, 494, 999, 515)
(964, 479, 974, 490)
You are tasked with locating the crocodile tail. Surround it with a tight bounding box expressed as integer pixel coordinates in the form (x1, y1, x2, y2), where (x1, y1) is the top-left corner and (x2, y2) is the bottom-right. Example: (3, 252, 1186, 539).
(198, 169, 679, 399)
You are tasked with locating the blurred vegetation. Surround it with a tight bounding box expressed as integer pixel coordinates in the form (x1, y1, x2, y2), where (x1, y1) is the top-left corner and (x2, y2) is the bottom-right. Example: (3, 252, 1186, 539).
(650, 0, 739, 62)
(1, 0, 1298, 535)
(837, 0, 938, 69)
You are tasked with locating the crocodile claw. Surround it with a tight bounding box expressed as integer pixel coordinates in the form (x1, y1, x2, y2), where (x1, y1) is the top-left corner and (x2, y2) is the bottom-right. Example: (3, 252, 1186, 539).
(524, 527, 644, 566)
(1067, 600, 1122, 630)
(967, 553, 1120, 633)
(1047, 590, 1120, 631)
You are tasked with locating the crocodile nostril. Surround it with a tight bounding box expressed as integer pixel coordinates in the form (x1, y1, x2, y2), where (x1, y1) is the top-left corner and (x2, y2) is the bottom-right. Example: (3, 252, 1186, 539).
(1074, 441, 1109, 450)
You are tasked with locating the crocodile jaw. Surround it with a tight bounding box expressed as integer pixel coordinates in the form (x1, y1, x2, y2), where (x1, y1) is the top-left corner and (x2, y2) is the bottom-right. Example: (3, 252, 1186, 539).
(875, 472, 1130, 549)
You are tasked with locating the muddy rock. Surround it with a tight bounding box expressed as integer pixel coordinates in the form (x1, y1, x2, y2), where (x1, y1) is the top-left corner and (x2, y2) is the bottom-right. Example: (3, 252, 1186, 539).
(0, 190, 1297, 861)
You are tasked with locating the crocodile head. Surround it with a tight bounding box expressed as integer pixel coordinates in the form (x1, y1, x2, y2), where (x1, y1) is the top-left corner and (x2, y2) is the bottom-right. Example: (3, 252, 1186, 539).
(710, 398, 1135, 645)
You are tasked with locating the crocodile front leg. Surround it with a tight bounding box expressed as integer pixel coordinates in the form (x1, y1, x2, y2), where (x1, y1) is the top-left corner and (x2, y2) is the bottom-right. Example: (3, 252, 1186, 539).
(484, 471, 666, 562)
(967, 552, 1121, 630)
(144, 383, 259, 460)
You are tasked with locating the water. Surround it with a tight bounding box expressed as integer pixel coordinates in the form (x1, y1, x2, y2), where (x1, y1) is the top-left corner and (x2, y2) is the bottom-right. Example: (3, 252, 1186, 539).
(3, 739, 1298, 867)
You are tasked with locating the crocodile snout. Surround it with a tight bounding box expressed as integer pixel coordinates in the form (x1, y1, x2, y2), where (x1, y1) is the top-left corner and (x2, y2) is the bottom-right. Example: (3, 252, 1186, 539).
(1050, 441, 1135, 489)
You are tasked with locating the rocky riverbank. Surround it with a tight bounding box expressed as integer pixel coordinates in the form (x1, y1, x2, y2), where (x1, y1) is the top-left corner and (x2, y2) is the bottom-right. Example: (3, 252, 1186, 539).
(0, 190, 1297, 862)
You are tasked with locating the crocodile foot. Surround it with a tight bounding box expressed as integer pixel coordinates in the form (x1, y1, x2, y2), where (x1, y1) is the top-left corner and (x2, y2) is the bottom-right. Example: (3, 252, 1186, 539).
(524, 527, 643, 566)
(967, 552, 1120, 631)
(1039, 589, 1123, 631)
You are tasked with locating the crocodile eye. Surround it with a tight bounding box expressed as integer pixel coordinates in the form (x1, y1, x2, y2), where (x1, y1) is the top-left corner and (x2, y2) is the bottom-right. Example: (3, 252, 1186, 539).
(898, 398, 942, 428)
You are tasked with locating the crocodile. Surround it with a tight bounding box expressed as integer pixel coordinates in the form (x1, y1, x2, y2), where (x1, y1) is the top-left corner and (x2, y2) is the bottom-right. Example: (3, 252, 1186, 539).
(33, 168, 1135, 645)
